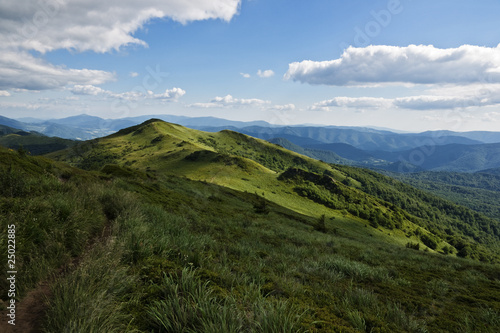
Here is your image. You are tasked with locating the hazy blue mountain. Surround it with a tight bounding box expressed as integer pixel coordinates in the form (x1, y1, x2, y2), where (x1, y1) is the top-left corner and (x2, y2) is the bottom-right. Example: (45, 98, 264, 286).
(14, 117, 47, 123)
(268, 137, 348, 164)
(419, 130, 500, 144)
(0, 124, 32, 136)
(304, 143, 377, 162)
(0, 124, 75, 155)
(222, 126, 482, 152)
(0, 115, 25, 129)
(48, 114, 137, 131)
(391, 143, 500, 172)
(477, 167, 500, 176)
(126, 115, 271, 128)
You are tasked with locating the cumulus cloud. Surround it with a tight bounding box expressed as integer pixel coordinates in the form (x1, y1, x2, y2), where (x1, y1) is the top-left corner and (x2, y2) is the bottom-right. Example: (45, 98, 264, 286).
(0, 90, 10, 96)
(151, 87, 186, 100)
(0, 0, 242, 53)
(257, 69, 275, 78)
(70, 85, 111, 96)
(285, 44, 500, 86)
(129, 72, 139, 78)
(0, 51, 115, 91)
(0, 0, 241, 91)
(240, 72, 251, 78)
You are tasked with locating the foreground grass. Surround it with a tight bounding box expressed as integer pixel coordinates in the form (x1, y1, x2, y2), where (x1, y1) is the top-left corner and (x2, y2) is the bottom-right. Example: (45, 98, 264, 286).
(2, 147, 500, 332)
(43, 176, 500, 332)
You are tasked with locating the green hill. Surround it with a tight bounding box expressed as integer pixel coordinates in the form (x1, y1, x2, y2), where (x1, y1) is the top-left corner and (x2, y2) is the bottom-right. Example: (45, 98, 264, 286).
(2, 119, 499, 332)
(49, 119, 500, 260)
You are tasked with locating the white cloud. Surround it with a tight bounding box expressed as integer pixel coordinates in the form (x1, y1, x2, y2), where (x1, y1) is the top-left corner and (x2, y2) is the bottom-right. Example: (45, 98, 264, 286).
(392, 84, 500, 110)
(0, 0, 242, 53)
(393, 96, 474, 110)
(151, 87, 186, 100)
(70, 85, 111, 96)
(257, 69, 275, 78)
(190, 94, 270, 108)
(285, 44, 500, 86)
(311, 97, 392, 111)
(0, 0, 241, 91)
(240, 72, 251, 78)
(0, 51, 115, 91)
(482, 112, 500, 122)
(270, 104, 296, 111)
(310, 88, 500, 111)
(0, 90, 10, 96)
(69, 85, 186, 102)
(213, 94, 270, 106)
(129, 72, 139, 78)
(0, 101, 45, 110)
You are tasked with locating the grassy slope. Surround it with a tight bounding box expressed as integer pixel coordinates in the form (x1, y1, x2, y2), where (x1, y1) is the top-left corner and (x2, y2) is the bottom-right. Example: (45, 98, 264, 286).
(2, 142, 500, 332)
(49, 122, 419, 249)
(49, 120, 500, 259)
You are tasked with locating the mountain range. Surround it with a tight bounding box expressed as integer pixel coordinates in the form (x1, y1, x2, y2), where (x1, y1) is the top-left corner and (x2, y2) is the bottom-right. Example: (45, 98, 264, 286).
(1, 113, 500, 173)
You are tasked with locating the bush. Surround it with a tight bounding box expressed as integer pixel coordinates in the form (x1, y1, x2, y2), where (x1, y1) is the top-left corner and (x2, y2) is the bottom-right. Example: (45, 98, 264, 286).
(253, 194, 270, 215)
(406, 242, 420, 250)
(420, 234, 438, 250)
(314, 214, 327, 233)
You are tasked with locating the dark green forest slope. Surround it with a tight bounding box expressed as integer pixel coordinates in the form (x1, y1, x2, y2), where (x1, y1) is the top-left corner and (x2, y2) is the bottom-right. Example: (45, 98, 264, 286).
(0, 124, 75, 155)
(388, 171, 500, 221)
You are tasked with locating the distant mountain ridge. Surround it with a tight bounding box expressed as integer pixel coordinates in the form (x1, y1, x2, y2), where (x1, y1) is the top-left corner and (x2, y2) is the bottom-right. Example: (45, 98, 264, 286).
(2, 113, 500, 172)
(0, 124, 75, 155)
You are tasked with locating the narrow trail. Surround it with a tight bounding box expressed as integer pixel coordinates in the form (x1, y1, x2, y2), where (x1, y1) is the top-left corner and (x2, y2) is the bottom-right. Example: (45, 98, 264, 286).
(0, 222, 114, 332)
(0, 281, 51, 333)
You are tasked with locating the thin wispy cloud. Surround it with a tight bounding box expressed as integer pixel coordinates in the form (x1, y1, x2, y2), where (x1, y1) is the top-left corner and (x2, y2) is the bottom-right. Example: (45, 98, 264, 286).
(69, 85, 186, 101)
(311, 85, 500, 111)
(190, 94, 270, 108)
(0, 51, 115, 91)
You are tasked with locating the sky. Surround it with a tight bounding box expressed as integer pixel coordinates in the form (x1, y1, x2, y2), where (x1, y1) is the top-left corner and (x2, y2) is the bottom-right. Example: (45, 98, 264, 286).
(1, 0, 500, 132)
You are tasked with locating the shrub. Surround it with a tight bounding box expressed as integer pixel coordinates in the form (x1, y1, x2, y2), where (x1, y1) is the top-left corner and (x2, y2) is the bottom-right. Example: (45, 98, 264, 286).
(406, 242, 420, 250)
(314, 214, 327, 233)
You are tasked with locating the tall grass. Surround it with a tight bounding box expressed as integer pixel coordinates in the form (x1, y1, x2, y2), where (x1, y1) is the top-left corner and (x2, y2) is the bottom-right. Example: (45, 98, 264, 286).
(43, 244, 138, 333)
(147, 268, 305, 333)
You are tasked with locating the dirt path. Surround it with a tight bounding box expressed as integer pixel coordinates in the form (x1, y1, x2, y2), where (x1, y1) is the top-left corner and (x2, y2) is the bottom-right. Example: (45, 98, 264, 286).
(0, 222, 113, 332)
(0, 281, 51, 333)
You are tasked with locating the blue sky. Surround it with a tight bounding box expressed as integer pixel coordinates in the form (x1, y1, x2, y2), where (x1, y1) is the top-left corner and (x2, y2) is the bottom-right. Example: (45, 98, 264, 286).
(1, 0, 500, 131)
